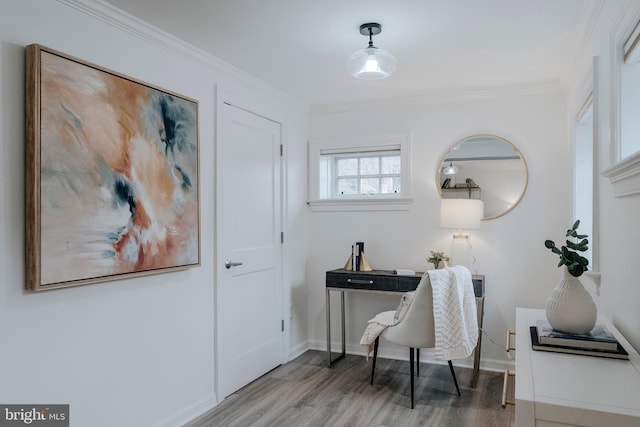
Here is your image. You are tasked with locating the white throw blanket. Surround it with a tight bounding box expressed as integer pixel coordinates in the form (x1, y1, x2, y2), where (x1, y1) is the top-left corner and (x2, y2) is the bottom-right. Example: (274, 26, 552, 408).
(359, 292, 415, 357)
(358, 266, 478, 361)
(430, 266, 478, 360)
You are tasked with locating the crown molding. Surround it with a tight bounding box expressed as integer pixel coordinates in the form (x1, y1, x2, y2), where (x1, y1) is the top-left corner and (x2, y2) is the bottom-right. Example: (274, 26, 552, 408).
(57, 0, 307, 110)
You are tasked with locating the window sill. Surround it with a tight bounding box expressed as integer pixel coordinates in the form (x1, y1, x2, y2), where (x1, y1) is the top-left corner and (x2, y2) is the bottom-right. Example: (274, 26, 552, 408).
(307, 197, 413, 212)
(602, 150, 640, 197)
(582, 271, 601, 296)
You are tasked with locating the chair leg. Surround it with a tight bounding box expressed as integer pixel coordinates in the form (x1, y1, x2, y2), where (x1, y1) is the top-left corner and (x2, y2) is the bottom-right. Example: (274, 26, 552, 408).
(409, 347, 415, 409)
(448, 360, 461, 396)
(416, 348, 420, 377)
(370, 337, 379, 386)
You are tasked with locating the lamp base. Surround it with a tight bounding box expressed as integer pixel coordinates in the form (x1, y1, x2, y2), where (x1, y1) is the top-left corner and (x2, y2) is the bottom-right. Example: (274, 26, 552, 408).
(450, 234, 472, 269)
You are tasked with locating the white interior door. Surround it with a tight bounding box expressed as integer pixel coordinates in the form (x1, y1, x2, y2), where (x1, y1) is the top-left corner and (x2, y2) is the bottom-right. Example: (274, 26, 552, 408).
(218, 102, 283, 399)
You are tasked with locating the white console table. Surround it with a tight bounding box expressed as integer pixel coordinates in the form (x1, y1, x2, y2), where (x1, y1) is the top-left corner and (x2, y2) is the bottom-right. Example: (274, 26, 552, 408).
(514, 308, 640, 426)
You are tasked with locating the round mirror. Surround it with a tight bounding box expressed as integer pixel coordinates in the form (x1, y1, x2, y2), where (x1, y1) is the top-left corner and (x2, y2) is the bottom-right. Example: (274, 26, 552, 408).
(437, 134, 528, 220)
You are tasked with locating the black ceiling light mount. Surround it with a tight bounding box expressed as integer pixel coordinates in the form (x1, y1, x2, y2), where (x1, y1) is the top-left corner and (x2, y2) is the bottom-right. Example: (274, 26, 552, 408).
(361, 22, 382, 41)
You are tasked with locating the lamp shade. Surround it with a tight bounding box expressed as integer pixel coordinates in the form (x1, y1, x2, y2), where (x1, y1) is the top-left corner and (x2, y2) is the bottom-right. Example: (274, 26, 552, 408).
(442, 162, 459, 175)
(440, 199, 484, 229)
(347, 46, 397, 80)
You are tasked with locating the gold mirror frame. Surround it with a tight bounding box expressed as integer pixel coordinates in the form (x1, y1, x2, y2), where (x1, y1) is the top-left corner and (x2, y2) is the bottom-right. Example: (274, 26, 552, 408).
(436, 134, 529, 221)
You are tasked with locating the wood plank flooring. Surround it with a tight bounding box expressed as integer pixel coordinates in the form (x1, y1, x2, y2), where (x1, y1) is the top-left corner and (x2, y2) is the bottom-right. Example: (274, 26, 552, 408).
(186, 350, 514, 427)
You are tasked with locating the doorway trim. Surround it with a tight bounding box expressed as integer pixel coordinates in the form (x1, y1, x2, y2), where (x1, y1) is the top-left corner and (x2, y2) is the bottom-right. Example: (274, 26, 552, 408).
(213, 86, 288, 402)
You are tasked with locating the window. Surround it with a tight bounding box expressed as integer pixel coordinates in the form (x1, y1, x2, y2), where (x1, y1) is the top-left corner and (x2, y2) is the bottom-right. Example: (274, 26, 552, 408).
(604, 10, 640, 197)
(573, 57, 600, 291)
(574, 94, 594, 268)
(308, 135, 411, 211)
(323, 150, 401, 197)
(620, 20, 640, 159)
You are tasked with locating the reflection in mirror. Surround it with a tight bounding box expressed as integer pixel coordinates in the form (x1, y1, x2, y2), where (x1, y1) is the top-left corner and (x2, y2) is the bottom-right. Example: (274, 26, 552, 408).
(437, 135, 528, 220)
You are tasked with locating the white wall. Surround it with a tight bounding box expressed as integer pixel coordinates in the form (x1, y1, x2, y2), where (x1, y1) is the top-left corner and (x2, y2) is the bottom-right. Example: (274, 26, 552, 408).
(307, 86, 572, 370)
(0, 1, 308, 426)
(6, 1, 639, 423)
(568, 0, 640, 353)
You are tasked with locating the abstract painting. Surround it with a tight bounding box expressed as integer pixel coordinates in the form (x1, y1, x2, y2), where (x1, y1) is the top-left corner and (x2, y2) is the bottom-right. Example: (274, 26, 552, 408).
(25, 44, 200, 291)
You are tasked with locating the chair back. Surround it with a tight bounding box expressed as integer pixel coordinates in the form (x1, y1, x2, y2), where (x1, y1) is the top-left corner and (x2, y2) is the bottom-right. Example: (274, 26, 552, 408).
(383, 273, 436, 348)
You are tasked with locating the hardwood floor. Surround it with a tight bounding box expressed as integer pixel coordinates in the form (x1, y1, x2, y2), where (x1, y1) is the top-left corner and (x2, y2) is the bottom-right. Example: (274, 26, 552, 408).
(187, 350, 514, 427)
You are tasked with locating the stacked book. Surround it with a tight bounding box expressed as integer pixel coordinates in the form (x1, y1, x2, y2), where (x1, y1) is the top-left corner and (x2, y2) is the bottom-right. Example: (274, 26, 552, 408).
(351, 241, 364, 272)
(530, 320, 628, 359)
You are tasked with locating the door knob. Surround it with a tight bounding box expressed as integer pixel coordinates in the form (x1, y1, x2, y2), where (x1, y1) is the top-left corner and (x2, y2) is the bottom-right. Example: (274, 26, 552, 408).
(224, 259, 243, 269)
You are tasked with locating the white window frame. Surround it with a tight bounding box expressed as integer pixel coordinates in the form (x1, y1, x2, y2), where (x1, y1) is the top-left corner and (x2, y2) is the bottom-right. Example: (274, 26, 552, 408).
(325, 150, 402, 197)
(308, 134, 412, 211)
(604, 4, 640, 197)
(572, 56, 601, 293)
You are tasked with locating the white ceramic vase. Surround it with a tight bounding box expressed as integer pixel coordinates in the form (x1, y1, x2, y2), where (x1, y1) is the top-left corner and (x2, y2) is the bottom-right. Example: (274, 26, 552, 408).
(545, 267, 597, 334)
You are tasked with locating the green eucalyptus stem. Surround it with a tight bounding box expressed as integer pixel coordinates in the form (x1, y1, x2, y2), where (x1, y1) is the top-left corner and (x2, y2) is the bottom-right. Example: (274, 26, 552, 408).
(544, 220, 589, 278)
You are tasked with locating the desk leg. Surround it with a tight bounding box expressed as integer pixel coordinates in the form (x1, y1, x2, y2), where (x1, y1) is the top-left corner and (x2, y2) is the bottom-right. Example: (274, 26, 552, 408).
(340, 291, 345, 359)
(326, 289, 347, 367)
(326, 288, 331, 367)
(471, 296, 485, 388)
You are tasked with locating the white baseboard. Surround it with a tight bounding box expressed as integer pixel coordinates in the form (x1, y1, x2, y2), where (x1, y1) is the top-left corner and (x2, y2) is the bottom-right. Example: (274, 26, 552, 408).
(163, 393, 217, 427)
(288, 341, 310, 361)
(476, 356, 515, 373)
(307, 339, 514, 372)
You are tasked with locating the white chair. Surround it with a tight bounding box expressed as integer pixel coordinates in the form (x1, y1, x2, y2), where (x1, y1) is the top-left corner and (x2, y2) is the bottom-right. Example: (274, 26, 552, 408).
(370, 273, 461, 409)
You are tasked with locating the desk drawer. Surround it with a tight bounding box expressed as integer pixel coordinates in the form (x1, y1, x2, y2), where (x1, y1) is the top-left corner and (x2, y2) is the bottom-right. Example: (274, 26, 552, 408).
(326, 271, 398, 291)
(398, 275, 421, 292)
(325, 270, 483, 296)
(472, 278, 483, 298)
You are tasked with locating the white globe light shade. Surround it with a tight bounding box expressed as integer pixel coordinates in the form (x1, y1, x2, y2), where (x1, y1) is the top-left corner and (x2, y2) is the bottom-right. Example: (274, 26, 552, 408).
(347, 46, 397, 80)
(442, 162, 460, 175)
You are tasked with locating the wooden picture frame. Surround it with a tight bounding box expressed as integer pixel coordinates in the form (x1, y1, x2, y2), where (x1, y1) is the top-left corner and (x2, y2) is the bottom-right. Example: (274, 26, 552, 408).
(25, 44, 200, 291)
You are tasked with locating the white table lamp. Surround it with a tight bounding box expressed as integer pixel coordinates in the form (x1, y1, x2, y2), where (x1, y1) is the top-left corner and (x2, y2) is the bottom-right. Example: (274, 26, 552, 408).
(440, 199, 483, 269)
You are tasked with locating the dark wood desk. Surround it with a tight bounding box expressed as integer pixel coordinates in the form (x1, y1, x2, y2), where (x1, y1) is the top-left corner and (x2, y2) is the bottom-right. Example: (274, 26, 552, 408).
(325, 268, 485, 388)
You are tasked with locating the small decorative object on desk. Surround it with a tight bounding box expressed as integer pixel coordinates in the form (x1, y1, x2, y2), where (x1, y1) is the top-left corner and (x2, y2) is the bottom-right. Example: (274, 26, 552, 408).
(427, 251, 449, 269)
(535, 319, 618, 351)
(393, 269, 416, 276)
(344, 241, 372, 271)
(544, 220, 597, 334)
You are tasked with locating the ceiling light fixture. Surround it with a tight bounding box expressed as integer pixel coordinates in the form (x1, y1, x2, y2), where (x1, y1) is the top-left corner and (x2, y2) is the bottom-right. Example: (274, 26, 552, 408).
(347, 23, 397, 80)
(443, 161, 460, 175)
